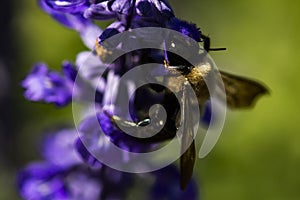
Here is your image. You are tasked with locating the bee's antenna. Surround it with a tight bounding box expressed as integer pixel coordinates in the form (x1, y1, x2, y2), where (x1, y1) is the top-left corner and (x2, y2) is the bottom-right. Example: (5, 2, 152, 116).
(209, 47, 227, 51)
(201, 34, 226, 52)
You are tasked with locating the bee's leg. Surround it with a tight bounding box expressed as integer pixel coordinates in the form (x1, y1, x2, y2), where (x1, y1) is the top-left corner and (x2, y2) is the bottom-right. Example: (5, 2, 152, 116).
(103, 109, 137, 127)
(136, 118, 151, 126)
(201, 34, 211, 52)
(201, 34, 226, 52)
(104, 110, 154, 129)
(103, 110, 176, 144)
(179, 82, 196, 190)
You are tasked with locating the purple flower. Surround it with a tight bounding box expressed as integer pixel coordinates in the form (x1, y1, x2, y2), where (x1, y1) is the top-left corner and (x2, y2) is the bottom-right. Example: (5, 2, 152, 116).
(166, 17, 201, 42)
(75, 138, 103, 169)
(42, 0, 89, 13)
(17, 162, 104, 200)
(92, 0, 201, 44)
(39, 0, 102, 49)
(22, 62, 77, 106)
(17, 162, 68, 200)
(150, 165, 198, 200)
(98, 21, 126, 42)
(17, 129, 134, 200)
(95, 0, 174, 42)
(76, 111, 151, 167)
(85, 0, 174, 20)
(39, 0, 90, 29)
(75, 51, 108, 92)
(84, 0, 133, 20)
(17, 163, 134, 200)
(42, 129, 83, 167)
(75, 116, 199, 199)
(20, 0, 205, 198)
(130, 0, 174, 28)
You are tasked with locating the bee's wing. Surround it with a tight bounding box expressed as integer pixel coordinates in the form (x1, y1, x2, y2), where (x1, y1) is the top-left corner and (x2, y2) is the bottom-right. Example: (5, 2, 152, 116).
(180, 141, 196, 190)
(179, 82, 196, 190)
(218, 70, 269, 109)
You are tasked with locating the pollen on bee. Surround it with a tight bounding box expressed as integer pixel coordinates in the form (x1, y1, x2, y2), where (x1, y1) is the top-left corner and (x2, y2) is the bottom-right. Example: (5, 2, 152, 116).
(164, 59, 170, 68)
(195, 62, 211, 77)
(95, 40, 112, 62)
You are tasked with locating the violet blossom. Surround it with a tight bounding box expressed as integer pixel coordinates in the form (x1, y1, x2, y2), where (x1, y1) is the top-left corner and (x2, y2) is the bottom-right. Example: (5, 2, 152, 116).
(19, 0, 205, 199)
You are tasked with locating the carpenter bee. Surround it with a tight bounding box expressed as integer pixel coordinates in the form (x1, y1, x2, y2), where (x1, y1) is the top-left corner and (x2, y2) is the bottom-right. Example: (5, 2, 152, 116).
(96, 34, 269, 190)
(161, 34, 268, 189)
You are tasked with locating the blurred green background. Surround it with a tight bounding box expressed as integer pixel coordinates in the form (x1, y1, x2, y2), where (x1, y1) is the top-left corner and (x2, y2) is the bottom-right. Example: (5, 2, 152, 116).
(1, 0, 299, 199)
